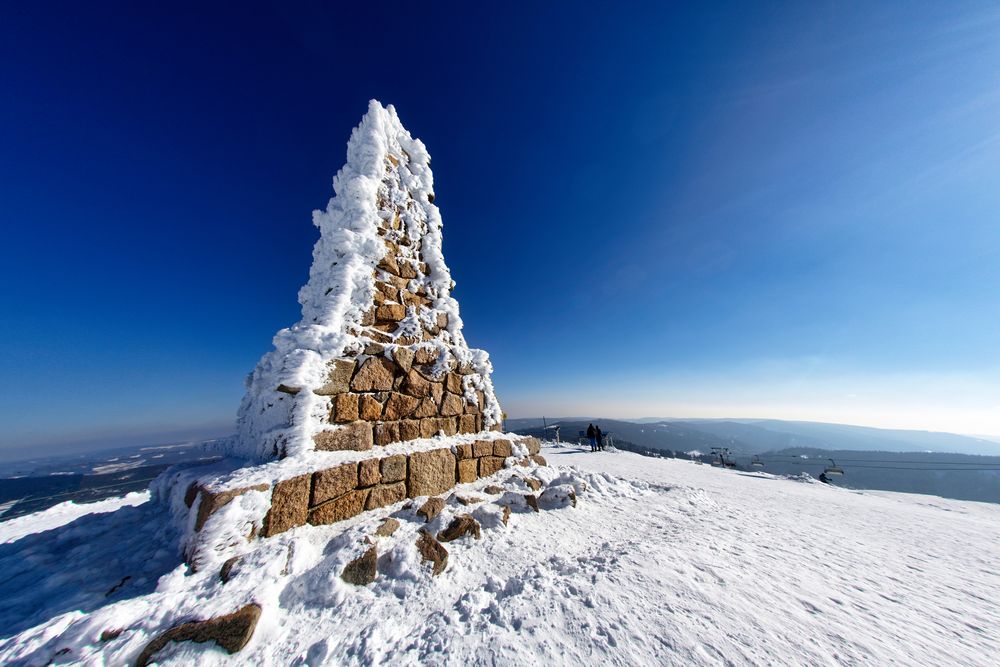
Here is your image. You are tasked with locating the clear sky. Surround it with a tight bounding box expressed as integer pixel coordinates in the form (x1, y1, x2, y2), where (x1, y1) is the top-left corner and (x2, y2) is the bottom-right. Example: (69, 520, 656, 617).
(2, 2, 999, 460)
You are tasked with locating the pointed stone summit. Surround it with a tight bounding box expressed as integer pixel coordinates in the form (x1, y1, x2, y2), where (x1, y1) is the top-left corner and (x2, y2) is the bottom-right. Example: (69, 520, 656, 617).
(234, 100, 502, 462)
(179, 102, 540, 560)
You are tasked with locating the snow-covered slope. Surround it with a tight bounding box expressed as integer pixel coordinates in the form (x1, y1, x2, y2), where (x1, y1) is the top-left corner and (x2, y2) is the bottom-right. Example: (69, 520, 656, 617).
(0, 492, 149, 545)
(2, 446, 998, 665)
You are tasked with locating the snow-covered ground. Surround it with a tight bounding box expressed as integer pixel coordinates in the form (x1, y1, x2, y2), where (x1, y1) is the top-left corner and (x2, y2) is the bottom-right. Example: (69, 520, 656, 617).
(2, 444, 998, 665)
(0, 492, 149, 545)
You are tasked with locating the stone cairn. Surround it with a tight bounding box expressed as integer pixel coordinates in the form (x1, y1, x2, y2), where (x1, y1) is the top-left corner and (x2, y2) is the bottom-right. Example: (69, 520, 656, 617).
(184, 101, 543, 551)
(123, 101, 565, 666)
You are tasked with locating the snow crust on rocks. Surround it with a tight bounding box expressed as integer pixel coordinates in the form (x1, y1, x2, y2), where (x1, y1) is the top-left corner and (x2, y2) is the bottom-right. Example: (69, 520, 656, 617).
(5, 444, 1000, 665)
(231, 100, 501, 463)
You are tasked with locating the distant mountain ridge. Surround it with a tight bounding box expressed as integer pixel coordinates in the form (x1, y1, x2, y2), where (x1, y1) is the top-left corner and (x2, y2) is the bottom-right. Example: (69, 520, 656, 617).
(508, 417, 1000, 456)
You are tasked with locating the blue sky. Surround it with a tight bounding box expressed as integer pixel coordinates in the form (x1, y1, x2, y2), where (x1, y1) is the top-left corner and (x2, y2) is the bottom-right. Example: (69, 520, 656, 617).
(2, 2, 999, 458)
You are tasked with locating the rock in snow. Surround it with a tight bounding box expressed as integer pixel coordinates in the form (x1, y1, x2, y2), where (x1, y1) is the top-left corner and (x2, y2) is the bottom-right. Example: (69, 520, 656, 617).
(340, 547, 378, 586)
(135, 603, 261, 666)
(415, 529, 449, 576)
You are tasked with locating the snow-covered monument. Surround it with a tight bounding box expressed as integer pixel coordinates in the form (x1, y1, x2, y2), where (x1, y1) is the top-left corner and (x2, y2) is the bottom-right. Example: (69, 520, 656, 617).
(236, 99, 503, 462)
(179, 101, 541, 561)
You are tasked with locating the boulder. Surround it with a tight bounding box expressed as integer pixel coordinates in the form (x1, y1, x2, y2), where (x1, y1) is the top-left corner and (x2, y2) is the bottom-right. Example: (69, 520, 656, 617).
(522, 437, 541, 455)
(341, 547, 378, 586)
(380, 454, 407, 483)
(454, 443, 474, 459)
(351, 357, 395, 391)
(455, 494, 483, 506)
(437, 515, 481, 542)
(359, 458, 381, 487)
(366, 482, 407, 510)
(219, 556, 239, 584)
(262, 474, 311, 537)
(310, 489, 369, 525)
(479, 456, 505, 478)
(525, 477, 544, 491)
(416, 496, 445, 522)
(471, 440, 493, 458)
(314, 359, 357, 396)
(409, 448, 456, 497)
(531, 454, 547, 466)
(100, 628, 123, 642)
(312, 463, 358, 505)
(525, 494, 539, 512)
(483, 485, 504, 495)
(539, 484, 577, 509)
(502, 505, 511, 525)
(135, 604, 261, 667)
(374, 517, 400, 537)
(184, 482, 199, 508)
(314, 421, 373, 452)
(416, 529, 448, 576)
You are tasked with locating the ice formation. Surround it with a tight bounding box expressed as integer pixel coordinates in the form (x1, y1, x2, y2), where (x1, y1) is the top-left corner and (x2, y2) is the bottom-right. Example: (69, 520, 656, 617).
(234, 100, 502, 462)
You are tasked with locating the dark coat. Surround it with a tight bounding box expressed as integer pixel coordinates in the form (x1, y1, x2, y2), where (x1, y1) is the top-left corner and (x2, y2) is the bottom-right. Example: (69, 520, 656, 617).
(586, 424, 595, 438)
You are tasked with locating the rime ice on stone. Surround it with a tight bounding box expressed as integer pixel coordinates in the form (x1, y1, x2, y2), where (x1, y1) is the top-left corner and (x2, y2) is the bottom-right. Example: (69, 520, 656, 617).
(234, 100, 502, 462)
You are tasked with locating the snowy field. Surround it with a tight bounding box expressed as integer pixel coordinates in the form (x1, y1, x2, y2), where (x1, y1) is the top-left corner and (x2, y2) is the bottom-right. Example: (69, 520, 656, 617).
(1, 444, 998, 665)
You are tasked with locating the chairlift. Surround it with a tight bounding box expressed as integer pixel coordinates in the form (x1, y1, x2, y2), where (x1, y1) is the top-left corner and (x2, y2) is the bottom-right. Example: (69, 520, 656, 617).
(751, 455, 764, 468)
(824, 459, 845, 476)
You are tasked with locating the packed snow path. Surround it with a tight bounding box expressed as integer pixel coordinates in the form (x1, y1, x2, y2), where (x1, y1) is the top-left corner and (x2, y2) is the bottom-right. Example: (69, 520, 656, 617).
(2, 445, 998, 665)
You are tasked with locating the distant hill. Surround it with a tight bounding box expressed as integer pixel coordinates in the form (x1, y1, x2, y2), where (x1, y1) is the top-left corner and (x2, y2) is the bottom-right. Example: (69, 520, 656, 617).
(510, 418, 734, 454)
(510, 416, 1000, 504)
(509, 416, 1000, 456)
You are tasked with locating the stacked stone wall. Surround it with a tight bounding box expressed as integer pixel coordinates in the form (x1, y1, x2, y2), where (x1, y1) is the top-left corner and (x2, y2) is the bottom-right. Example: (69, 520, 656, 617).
(191, 437, 542, 540)
(302, 148, 499, 454)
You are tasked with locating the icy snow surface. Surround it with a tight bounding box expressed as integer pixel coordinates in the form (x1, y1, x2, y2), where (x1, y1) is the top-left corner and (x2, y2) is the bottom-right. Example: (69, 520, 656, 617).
(2, 446, 999, 665)
(0, 492, 149, 545)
